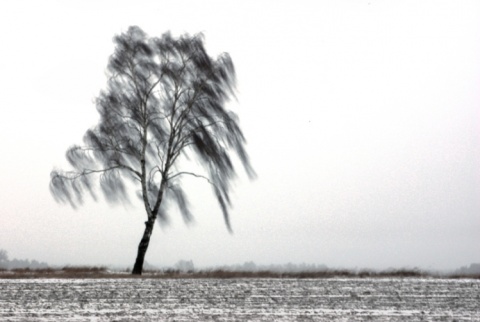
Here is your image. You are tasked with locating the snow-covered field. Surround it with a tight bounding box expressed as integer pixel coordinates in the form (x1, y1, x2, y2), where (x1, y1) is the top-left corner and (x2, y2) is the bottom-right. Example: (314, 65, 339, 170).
(0, 278, 478, 321)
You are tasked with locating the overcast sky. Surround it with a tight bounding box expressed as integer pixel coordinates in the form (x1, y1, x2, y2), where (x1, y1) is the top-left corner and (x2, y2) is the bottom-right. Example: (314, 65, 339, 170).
(0, 0, 479, 271)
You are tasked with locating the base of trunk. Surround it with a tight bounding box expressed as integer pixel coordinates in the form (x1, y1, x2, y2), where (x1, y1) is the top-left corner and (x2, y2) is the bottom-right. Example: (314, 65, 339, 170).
(131, 220, 155, 275)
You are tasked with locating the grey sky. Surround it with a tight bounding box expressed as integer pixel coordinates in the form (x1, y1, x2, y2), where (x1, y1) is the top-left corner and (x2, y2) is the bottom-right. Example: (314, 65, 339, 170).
(0, 0, 479, 271)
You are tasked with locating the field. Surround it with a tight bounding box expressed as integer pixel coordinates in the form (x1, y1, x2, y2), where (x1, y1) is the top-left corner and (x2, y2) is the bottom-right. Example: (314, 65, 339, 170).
(0, 277, 479, 321)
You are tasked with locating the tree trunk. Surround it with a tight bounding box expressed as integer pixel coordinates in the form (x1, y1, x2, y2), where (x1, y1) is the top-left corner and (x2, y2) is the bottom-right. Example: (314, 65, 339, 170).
(132, 218, 156, 275)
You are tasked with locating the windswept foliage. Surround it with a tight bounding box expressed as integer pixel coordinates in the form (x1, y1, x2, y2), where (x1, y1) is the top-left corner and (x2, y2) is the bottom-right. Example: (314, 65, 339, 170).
(50, 26, 254, 274)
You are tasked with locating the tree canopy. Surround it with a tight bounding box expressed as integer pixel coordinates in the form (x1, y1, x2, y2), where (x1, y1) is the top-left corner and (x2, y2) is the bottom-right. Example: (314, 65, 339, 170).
(50, 26, 254, 274)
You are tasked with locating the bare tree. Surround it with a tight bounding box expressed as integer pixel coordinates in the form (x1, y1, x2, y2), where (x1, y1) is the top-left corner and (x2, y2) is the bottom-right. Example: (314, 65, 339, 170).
(50, 26, 254, 275)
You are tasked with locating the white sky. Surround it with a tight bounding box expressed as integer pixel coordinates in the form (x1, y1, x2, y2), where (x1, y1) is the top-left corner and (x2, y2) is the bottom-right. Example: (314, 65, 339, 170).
(0, 0, 479, 271)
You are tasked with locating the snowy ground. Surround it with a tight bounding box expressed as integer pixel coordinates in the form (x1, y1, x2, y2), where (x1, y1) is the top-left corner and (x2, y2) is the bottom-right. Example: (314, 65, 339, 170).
(0, 278, 478, 321)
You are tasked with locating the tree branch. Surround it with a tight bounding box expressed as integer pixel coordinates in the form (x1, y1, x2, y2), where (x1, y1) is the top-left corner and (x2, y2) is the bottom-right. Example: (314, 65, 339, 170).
(167, 171, 215, 186)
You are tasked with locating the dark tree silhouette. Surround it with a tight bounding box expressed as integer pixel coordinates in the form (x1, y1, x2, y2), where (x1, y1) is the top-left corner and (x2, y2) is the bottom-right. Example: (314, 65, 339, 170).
(50, 26, 254, 275)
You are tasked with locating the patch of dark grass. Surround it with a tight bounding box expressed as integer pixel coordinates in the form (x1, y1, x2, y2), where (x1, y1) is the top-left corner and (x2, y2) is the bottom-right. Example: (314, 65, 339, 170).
(0, 266, 112, 279)
(1, 266, 479, 279)
(11, 267, 56, 275)
(447, 273, 480, 279)
(61, 266, 107, 273)
(143, 269, 430, 279)
(377, 269, 426, 278)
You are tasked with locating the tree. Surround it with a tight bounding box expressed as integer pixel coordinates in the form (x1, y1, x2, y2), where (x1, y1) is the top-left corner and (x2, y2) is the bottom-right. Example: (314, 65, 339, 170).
(50, 26, 254, 275)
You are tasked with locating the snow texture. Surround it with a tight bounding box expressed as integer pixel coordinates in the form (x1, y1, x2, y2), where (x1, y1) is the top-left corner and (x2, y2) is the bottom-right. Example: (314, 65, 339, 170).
(0, 278, 479, 321)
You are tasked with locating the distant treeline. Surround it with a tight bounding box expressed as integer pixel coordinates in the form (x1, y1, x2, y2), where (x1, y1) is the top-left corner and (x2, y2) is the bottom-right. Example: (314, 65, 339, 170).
(0, 249, 48, 270)
(206, 261, 329, 273)
(149, 260, 329, 273)
(1, 249, 479, 277)
(452, 263, 480, 276)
